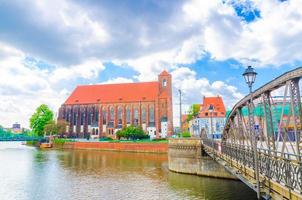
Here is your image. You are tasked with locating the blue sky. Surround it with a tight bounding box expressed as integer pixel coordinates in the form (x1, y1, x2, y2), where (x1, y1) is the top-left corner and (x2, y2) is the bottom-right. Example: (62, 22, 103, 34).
(0, 0, 301, 128)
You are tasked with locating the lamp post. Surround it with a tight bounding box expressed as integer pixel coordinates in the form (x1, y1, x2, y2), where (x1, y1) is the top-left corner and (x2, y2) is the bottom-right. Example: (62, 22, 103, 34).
(242, 66, 260, 199)
(179, 89, 182, 137)
(209, 104, 214, 151)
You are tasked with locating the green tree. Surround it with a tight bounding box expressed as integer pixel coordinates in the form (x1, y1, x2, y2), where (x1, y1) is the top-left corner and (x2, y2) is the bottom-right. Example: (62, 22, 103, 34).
(187, 104, 200, 122)
(116, 130, 125, 140)
(30, 104, 54, 137)
(44, 120, 58, 136)
(56, 120, 68, 137)
(116, 126, 149, 140)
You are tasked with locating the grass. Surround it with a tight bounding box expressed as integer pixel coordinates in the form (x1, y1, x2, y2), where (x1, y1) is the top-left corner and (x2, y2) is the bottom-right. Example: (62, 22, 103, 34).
(53, 138, 76, 145)
(26, 140, 38, 146)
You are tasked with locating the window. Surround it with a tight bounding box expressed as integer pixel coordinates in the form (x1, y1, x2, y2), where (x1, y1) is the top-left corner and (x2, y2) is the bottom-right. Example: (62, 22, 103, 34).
(149, 105, 155, 126)
(66, 110, 70, 122)
(126, 107, 131, 124)
(142, 107, 146, 123)
(118, 107, 123, 125)
(216, 123, 220, 132)
(88, 111, 92, 125)
(109, 107, 114, 127)
(73, 112, 77, 125)
(102, 109, 107, 125)
(134, 107, 139, 126)
(80, 112, 84, 125)
(162, 79, 167, 87)
(95, 109, 99, 123)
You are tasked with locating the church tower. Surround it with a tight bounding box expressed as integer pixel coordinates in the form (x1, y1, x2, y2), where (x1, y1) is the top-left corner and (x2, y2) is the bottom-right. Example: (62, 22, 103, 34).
(158, 70, 173, 136)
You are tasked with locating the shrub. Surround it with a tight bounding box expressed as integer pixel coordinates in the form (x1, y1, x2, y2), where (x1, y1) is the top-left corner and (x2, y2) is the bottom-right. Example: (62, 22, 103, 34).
(53, 138, 66, 145)
(182, 132, 191, 138)
(116, 126, 149, 140)
(26, 140, 38, 146)
(99, 137, 113, 141)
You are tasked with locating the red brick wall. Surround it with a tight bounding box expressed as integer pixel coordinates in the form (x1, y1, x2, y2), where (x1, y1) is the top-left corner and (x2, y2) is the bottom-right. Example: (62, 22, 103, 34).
(64, 142, 168, 153)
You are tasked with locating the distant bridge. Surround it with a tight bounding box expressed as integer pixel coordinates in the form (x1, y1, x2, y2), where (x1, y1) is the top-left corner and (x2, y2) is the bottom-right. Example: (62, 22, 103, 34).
(202, 67, 302, 200)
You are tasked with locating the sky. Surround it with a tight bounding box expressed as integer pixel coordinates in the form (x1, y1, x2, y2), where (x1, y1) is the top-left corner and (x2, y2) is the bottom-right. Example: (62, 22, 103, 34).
(0, 0, 302, 128)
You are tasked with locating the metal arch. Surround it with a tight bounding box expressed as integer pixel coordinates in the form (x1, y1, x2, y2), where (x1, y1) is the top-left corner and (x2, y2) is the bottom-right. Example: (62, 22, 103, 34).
(289, 78, 302, 160)
(224, 68, 302, 129)
(262, 92, 276, 153)
(225, 67, 302, 124)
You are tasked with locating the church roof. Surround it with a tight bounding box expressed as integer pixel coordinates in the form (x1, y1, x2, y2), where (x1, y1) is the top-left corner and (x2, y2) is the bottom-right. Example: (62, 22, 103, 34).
(64, 81, 159, 105)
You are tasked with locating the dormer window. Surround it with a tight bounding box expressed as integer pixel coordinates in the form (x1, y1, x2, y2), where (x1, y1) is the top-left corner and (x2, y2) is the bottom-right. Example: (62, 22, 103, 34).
(162, 79, 167, 87)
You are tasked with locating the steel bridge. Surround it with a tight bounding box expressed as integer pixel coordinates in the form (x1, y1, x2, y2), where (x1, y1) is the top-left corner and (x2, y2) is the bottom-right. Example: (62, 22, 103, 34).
(202, 67, 302, 200)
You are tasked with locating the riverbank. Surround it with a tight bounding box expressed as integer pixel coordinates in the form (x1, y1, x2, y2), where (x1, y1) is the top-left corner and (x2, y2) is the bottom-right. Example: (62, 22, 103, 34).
(55, 141, 168, 153)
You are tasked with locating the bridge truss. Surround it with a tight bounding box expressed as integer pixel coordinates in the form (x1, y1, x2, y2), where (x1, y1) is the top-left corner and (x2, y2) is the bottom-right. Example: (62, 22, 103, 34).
(203, 67, 302, 199)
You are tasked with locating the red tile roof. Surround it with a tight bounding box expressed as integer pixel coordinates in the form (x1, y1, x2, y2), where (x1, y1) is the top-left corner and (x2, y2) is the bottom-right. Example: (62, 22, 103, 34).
(199, 96, 226, 118)
(64, 82, 159, 105)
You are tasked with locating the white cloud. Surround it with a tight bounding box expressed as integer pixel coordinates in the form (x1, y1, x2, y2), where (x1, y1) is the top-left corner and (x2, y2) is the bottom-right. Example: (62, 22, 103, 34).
(181, 0, 302, 67)
(0, 43, 105, 128)
(171, 67, 244, 126)
(32, 0, 109, 45)
(50, 59, 105, 83)
(101, 77, 134, 84)
(2, 0, 302, 130)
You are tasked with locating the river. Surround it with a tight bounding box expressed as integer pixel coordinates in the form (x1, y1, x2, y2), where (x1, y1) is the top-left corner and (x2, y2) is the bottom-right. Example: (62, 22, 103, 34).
(0, 142, 256, 200)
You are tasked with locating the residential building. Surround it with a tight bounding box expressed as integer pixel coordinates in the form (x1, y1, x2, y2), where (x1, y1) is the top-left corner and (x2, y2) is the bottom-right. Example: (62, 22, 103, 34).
(189, 96, 226, 138)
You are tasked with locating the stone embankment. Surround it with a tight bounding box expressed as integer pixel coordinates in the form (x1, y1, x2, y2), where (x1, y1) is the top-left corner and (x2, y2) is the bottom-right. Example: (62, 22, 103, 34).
(56, 141, 168, 153)
(168, 138, 237, 180)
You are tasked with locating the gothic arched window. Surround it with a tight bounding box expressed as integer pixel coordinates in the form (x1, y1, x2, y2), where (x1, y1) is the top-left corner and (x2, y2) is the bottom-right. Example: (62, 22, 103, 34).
(126, 106, 131, 124)
(80, 112, 84, 125)
(162, 79, 167, 87)
(118, 106, 123, 125)
(95, 108, 99, 123)
(142, 107, 146, 123)
(149, 105, 155, 126)
(102, 108, 107, 125)
(73, 111, 77, 125)
(134, 107, 139, 126)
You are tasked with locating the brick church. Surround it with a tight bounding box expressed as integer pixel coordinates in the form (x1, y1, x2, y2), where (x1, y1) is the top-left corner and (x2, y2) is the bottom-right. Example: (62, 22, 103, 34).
(58, 70, 173, 139)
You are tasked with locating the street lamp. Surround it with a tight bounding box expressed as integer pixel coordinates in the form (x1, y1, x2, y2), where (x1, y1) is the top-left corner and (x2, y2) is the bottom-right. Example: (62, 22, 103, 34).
(178, 89, 182, 138)
(242, 66, 260, 199)
(208, 104, 214, 139)
(208, 104, 215, 156)
(243, 65, 257, 93)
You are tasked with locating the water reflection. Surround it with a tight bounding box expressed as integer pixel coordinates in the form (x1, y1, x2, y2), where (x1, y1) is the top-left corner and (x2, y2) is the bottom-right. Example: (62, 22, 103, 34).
(0, 142, 256, 200)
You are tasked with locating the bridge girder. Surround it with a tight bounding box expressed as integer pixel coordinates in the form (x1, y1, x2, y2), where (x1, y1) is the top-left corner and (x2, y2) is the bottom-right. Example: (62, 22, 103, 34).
(224, 67, 302, 159)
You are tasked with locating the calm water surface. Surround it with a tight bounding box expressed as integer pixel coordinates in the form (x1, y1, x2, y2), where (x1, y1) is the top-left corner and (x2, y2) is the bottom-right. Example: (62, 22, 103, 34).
(0, 142, 256, 200)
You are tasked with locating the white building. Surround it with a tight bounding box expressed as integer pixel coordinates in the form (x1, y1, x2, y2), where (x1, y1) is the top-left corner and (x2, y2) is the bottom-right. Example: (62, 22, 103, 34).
(188, 96, 226, 139)
(189, 117, 225, 138)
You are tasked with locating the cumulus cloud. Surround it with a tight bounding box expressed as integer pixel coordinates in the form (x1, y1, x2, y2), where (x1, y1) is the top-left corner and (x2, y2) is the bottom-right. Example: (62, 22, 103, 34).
(171, 67, 244, 126)
(0, 43, 105, 128)
(0, 0, 301, 128)
(101, 77, 134, 84)
(50, 59, 105, 83)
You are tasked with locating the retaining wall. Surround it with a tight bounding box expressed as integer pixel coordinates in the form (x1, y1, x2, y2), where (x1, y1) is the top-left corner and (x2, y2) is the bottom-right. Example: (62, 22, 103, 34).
(60, 142, 168, 153)
(168, 138, 237, 179)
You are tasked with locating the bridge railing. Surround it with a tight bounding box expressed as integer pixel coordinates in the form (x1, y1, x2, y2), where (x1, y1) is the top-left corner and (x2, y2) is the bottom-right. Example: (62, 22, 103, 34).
(202, 138, 302, 193)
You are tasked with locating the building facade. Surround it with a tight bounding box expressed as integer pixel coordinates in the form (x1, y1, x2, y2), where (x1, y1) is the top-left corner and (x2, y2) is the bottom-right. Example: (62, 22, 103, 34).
(189, 96, 226, 138)
(58, 71, 173, 139)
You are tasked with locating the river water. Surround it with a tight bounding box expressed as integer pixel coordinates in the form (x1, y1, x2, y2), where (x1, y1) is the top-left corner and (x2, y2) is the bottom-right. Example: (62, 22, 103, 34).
(0, 142, 256, 200)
